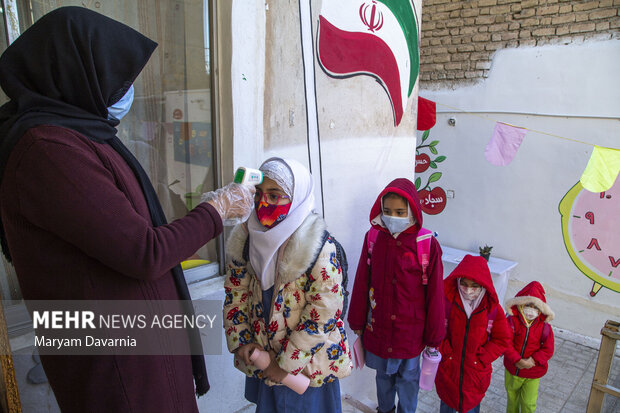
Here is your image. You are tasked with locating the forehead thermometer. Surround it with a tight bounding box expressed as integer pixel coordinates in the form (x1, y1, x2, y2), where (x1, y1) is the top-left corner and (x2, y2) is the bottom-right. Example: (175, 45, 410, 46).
(233, 167, 263, 186)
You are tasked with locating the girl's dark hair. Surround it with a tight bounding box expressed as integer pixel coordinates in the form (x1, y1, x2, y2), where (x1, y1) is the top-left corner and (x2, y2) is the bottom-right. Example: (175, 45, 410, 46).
(383, 192, 406, 202)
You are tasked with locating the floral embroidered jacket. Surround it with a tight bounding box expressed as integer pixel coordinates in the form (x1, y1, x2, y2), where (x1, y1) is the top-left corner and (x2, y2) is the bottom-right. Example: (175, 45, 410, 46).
(223, 214, 352, 387)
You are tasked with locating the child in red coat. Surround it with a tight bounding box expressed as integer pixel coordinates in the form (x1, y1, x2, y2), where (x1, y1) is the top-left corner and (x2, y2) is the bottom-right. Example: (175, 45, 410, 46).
(347, 178, 445, 413)
(503, 281, 555, 413)
(436, 255, 512, 413)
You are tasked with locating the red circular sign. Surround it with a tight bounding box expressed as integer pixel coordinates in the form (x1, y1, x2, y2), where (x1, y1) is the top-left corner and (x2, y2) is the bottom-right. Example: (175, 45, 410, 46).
(418, 187, 447, 215)
(415, 153, 431, 173)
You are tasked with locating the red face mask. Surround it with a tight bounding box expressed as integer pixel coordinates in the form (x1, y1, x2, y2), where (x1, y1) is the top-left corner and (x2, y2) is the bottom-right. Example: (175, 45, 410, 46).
(256, 201, 291, 228)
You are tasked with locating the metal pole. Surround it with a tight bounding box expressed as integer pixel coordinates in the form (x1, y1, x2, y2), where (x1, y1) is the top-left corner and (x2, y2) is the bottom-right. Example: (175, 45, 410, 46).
(209, 0, 226, 277)
(2, 0, 20, 45)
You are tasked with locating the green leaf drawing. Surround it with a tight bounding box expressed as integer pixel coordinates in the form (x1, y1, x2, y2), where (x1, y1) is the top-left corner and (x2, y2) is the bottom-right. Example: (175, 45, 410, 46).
(429, 140, 440, 147)
(435, 155, 446, 163)
(415, 177, 422, 190)
(421, 130, 430, 143)
(428, 172, 442, 184)
(430, 162, 437, 169)
(430, 146, 438, 155)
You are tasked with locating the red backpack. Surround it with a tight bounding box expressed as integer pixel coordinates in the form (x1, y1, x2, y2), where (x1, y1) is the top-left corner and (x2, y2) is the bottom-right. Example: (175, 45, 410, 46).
(366, 226, 434, 285)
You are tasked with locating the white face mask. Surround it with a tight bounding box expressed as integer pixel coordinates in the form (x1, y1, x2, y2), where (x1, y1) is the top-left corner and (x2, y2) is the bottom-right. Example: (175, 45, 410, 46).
(523, 307, 540, 321)
(459, 284, 482, 301)
(381, 214, 410, 234)
(107, 85, 134, 120)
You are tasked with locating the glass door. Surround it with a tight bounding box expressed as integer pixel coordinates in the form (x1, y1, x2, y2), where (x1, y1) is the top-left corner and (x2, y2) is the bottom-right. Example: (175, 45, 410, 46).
(0, 1, 221, 410)
(14, 0, 221, 285)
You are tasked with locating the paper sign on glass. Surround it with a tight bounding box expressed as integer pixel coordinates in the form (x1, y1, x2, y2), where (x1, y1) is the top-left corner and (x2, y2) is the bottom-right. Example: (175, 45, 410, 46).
(484, 122, 528, 166)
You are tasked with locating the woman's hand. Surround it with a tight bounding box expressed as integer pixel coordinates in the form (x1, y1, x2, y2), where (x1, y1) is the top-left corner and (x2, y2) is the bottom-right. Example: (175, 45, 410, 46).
(261, 350, 288, 383)
(201, 183, 255, 224)
(234, 343, 263, 365)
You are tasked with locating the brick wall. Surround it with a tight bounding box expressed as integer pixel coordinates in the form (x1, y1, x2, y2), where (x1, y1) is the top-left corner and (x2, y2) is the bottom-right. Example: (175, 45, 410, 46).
(420, 0, 620, 85)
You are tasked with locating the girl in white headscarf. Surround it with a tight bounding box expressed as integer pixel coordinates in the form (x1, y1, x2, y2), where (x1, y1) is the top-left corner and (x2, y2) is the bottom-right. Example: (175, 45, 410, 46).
(223, 158, 352, 412)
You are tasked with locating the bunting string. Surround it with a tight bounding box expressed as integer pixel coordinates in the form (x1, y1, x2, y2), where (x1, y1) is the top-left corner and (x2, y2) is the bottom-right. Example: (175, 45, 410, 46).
(435, 101, 619, 150)
(426, 101, 620, 192)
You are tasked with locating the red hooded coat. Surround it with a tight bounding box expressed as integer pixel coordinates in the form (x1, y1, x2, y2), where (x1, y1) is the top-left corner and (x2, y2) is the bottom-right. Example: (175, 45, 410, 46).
(347, 178, 445, 359)
(436, 255, 511, 413)
(503, 281, 555, 379)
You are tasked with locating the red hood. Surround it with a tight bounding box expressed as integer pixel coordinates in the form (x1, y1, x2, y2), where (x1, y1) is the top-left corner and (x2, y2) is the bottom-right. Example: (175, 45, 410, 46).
(444, 254, 499, 305)
(369, 178, 423, 235)
(506, 281, 555, 321)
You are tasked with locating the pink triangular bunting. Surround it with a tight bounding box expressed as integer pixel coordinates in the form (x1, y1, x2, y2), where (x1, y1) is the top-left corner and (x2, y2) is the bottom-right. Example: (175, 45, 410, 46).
(485, 122, 528, 166)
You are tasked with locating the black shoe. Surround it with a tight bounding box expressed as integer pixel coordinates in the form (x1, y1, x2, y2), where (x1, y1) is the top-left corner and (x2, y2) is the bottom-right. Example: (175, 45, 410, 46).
(377, 407, 396, 413)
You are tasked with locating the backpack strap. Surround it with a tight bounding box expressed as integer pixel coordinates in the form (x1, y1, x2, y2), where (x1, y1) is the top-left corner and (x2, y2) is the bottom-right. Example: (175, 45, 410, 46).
(331, 235, 349, 320)
(368, 226, 434, 287)
(366, 227, 379, 265)
(540, 322, 551, 345)
(304, 230, 330, 275)
(507, 314, 515, 332)
(486, 306, 497, 337)
(416, 228, 433, 286)
(444, 297, 451, 334)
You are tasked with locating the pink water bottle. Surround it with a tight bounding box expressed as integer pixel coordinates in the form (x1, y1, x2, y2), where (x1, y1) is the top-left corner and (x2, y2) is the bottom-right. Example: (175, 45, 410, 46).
(249, 349, 310, 395)
(419, 347, 442, 391)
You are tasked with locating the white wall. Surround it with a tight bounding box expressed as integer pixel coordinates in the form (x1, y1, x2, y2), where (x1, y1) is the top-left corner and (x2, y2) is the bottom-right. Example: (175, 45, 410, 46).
(231, 0, 266, 171)
(233, 0, 421, 282)
(264, 135, 418, 272)
(420, 40, 620, 338)
(227, 3, 620, 339)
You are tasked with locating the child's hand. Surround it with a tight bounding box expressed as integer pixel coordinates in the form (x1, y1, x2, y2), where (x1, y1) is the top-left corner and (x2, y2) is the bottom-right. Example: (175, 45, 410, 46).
(262, 350, 288, 383)
(523, 357, 536, 369)
(516, 357, 536, 369)
(235, 343, 263, 365)
(353, 329, 363, 336)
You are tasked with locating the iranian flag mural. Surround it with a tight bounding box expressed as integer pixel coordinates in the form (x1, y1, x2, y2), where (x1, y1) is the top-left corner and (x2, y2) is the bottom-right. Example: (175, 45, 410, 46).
(317, 0, 421, 126)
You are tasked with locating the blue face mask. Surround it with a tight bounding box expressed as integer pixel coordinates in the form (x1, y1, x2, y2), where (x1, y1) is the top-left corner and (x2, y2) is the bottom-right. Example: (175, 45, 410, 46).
(382, 214, 410, 235)
(107, 85, 134, 120)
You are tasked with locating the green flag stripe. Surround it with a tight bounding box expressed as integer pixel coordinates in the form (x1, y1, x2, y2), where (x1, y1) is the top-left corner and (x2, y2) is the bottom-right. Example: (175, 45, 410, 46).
(377, 0, 419, 96)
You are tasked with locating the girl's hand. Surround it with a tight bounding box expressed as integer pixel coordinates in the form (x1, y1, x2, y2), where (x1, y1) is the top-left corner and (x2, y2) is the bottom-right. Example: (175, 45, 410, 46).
(353, 329, 363, 336)
(522, 357, 536, 369)
(262, 350, 288, 383)
(235, 343, 263, 365)
(515, 358, 535, 369)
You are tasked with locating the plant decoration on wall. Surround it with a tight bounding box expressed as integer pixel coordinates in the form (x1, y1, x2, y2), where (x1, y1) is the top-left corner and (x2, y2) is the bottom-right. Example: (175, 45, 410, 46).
(415, 129, 447, 215)
(316, 0, 421, 126)
(559, 179, 620, 297)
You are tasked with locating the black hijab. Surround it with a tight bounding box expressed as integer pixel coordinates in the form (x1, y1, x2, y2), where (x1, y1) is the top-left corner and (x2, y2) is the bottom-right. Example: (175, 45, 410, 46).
(0, 6, 209, 395)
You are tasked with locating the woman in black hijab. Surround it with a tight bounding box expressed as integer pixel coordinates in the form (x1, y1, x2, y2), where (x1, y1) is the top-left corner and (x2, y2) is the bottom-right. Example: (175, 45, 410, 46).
(0, 6, 252, 412)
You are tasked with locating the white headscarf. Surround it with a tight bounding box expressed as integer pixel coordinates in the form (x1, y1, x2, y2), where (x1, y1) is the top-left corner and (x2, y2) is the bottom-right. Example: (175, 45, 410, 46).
(247, 158, 315, 290)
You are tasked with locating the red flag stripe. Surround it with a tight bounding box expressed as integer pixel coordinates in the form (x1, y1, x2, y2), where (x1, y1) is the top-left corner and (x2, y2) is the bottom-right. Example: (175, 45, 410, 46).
(317, 15, 404, 125)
